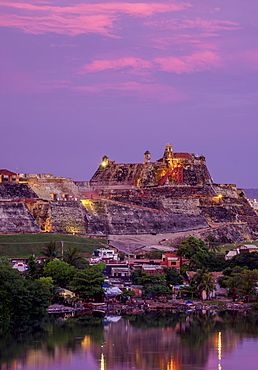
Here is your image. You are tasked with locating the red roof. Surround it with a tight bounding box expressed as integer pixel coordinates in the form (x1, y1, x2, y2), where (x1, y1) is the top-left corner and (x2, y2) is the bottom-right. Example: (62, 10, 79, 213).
(0, 169, 17, 175)
(173, 153, 193, 159)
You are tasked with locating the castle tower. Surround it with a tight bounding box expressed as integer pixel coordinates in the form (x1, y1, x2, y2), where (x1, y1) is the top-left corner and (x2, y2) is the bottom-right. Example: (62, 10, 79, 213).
(101, 155, 109, 167)
(144, 150, 151, 163)
(163, 143, 173, 166)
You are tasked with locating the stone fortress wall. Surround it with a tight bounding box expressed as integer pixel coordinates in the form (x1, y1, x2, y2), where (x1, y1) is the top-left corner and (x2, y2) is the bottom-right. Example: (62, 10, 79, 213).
(0, 143, 258, 243)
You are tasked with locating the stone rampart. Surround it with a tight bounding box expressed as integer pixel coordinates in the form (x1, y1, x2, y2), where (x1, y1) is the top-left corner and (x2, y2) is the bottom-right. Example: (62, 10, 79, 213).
(82, 199, 208, 235)
(26, 178, 81, 200)
(0, 183, 38, 200)
(0, 202, 41, 233)
(49, 201, 88, 234)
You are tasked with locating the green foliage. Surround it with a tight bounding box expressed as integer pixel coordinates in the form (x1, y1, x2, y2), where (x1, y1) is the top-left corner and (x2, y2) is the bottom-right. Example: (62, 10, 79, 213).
(176, 237, 226, 271)
(226, 269, 258, 303)
(144, 250, 164, 259)
(0, 233, 107, 258)
(70, 263, 105, 301)
(130, 269, 173, 297)
(228, 251, 258, 270)
(41, 242, 60, 260)
(163, 267, 183, 285)
(43, 259, 76, 287)
(191, 269, 216, 300)
(63, 246, 88, 269)
(121, 288, 136, 298)
(27, 255, 44, 279)
(204, 234, 222, 253)
(180, 263, 190, 275)
(144, 284, 172, 297)
(0, 264, 51, 331)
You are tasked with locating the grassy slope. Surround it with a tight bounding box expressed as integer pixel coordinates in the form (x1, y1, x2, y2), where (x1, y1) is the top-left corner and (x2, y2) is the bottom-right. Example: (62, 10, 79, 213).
(219, 241, 258, 254)
(0, 234, 107, 258)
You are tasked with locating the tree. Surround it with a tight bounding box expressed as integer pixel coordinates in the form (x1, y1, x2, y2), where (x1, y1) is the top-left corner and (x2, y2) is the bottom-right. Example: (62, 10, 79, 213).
(0, 264, 51, 330)
(176, 237, 210, 269)
(164, 267, 183, 285)
(197, 272, 216, 300)
(228, 251, 258, 270)
(41, 241, 60, 260)
(226, 269, 258, 303)
(204, 234, 221, 253)
(43, 259, 76, 287)
(177, 237, 226, 271)
(191, 269, 216, 300)
(70, 263, 105, 301)
(63, 246, 88, 268)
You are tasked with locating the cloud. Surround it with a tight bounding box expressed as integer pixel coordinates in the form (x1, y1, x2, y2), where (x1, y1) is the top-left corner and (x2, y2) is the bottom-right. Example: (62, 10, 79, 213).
(78, 57, 153, 74)
(154, 51, 221, 73)
(0, 1, 191, 36)
(79, 50, 221, 75)
(146, 17, 240, 32)
(73, 81, 184, 101)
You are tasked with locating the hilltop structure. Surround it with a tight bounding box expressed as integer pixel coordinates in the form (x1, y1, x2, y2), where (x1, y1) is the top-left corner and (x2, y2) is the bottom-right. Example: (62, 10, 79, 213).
(0, 144, 258, 244)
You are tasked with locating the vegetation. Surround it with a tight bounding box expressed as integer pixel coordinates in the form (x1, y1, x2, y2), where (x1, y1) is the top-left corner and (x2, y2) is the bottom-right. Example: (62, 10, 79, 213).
(0, 263, 51, 332)
(43, 259, 76, 287)
(190, 269, 216, 300)
(0, 233, 107, 258)
(176, 237, 226, 271)
(70, 263, 105, 301)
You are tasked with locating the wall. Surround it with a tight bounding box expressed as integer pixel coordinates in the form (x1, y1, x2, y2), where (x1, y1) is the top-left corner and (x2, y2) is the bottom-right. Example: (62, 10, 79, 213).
(0, 202, 41, 233)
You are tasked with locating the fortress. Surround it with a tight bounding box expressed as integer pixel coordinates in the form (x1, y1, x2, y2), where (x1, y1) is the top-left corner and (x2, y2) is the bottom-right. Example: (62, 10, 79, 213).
(0, 144, 258, 244)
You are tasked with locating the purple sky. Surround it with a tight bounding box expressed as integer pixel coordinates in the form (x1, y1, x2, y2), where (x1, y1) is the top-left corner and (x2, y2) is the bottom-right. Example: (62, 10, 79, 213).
(1, 0, 258, 188)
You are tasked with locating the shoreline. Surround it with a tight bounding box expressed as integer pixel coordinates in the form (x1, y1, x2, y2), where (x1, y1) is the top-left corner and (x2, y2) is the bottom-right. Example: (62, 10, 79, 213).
(48, 299, 252, 315)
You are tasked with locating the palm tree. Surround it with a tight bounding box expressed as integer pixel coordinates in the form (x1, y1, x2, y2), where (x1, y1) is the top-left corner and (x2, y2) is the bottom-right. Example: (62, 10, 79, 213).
(41, 241, 60, 260)
(63, 246, 86, 268)
(205, 235, 221, 253)
(197, 272, 216, 300)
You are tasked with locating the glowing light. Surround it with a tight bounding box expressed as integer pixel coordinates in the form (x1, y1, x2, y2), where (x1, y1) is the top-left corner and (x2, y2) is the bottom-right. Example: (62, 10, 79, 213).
(218, 331, 222, 360)
(100, 353, 106, 370)
(81, 335, 91, 349)
(167, 358, 175, 370)
(101, 161, 107, 167)
(80, 199, 93, 207)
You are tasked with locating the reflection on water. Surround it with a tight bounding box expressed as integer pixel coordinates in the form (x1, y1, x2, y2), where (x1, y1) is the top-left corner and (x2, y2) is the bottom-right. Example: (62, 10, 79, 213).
(1, 311, 258, 370)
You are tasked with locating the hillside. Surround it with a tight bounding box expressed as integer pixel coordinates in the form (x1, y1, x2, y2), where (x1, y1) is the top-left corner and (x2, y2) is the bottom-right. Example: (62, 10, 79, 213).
(0, 234, 107, 258)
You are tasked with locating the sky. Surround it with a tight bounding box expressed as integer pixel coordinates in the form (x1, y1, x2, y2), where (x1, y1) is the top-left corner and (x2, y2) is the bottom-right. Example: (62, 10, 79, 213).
(0, 0, 258, 188)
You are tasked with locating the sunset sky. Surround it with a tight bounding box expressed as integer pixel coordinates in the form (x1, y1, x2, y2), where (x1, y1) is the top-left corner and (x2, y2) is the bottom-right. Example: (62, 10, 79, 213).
(1, 0, 257, 187)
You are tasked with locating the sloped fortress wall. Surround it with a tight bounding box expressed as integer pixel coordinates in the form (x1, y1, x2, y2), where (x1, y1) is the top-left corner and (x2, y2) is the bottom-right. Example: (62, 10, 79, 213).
(49, 201, 88, 234)
(82, 199, 208, 235)
(0, 183, 39, 200)
(0, 202, 41, 233)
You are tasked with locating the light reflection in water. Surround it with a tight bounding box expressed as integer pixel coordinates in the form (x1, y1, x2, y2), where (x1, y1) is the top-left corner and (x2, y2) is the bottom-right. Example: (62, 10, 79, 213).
(167, 358, 175, 370)
(100, 353, 106, 370)
(218, 331, 222, 370)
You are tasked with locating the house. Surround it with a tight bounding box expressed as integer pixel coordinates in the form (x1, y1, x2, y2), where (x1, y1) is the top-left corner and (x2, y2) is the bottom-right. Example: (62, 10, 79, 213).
(0, 169, 18, 183)
(225, 244, 258, 260)
(12, 258, 28, 272)
(160, 252, 189, 271)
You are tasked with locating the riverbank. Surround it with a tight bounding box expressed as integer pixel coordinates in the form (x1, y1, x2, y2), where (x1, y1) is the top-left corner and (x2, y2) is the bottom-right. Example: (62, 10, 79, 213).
(48, 299, 251, 315)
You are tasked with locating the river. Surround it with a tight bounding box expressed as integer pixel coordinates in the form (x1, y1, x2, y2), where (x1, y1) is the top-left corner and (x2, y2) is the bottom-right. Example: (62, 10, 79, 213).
(1, 310, 258, 370)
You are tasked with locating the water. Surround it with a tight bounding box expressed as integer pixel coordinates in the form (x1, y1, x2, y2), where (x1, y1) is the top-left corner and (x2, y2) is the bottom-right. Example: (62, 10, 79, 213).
(1, 311, 258, 370)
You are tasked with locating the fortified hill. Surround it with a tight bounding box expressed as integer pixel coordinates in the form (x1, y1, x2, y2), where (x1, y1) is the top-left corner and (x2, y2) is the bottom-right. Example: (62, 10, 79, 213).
(90, 143, 212, 188)
(0, 144, 258, 245)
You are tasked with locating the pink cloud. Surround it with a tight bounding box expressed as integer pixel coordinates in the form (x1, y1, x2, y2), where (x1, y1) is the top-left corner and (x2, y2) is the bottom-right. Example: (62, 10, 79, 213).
(146, 18, 240, 32)
(79, 50, 221, 75)
(0, 1, 191, 36)
(154, 51, 221, 73)
(73, 81, 185, 101)
(78, 58, 153, 74)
